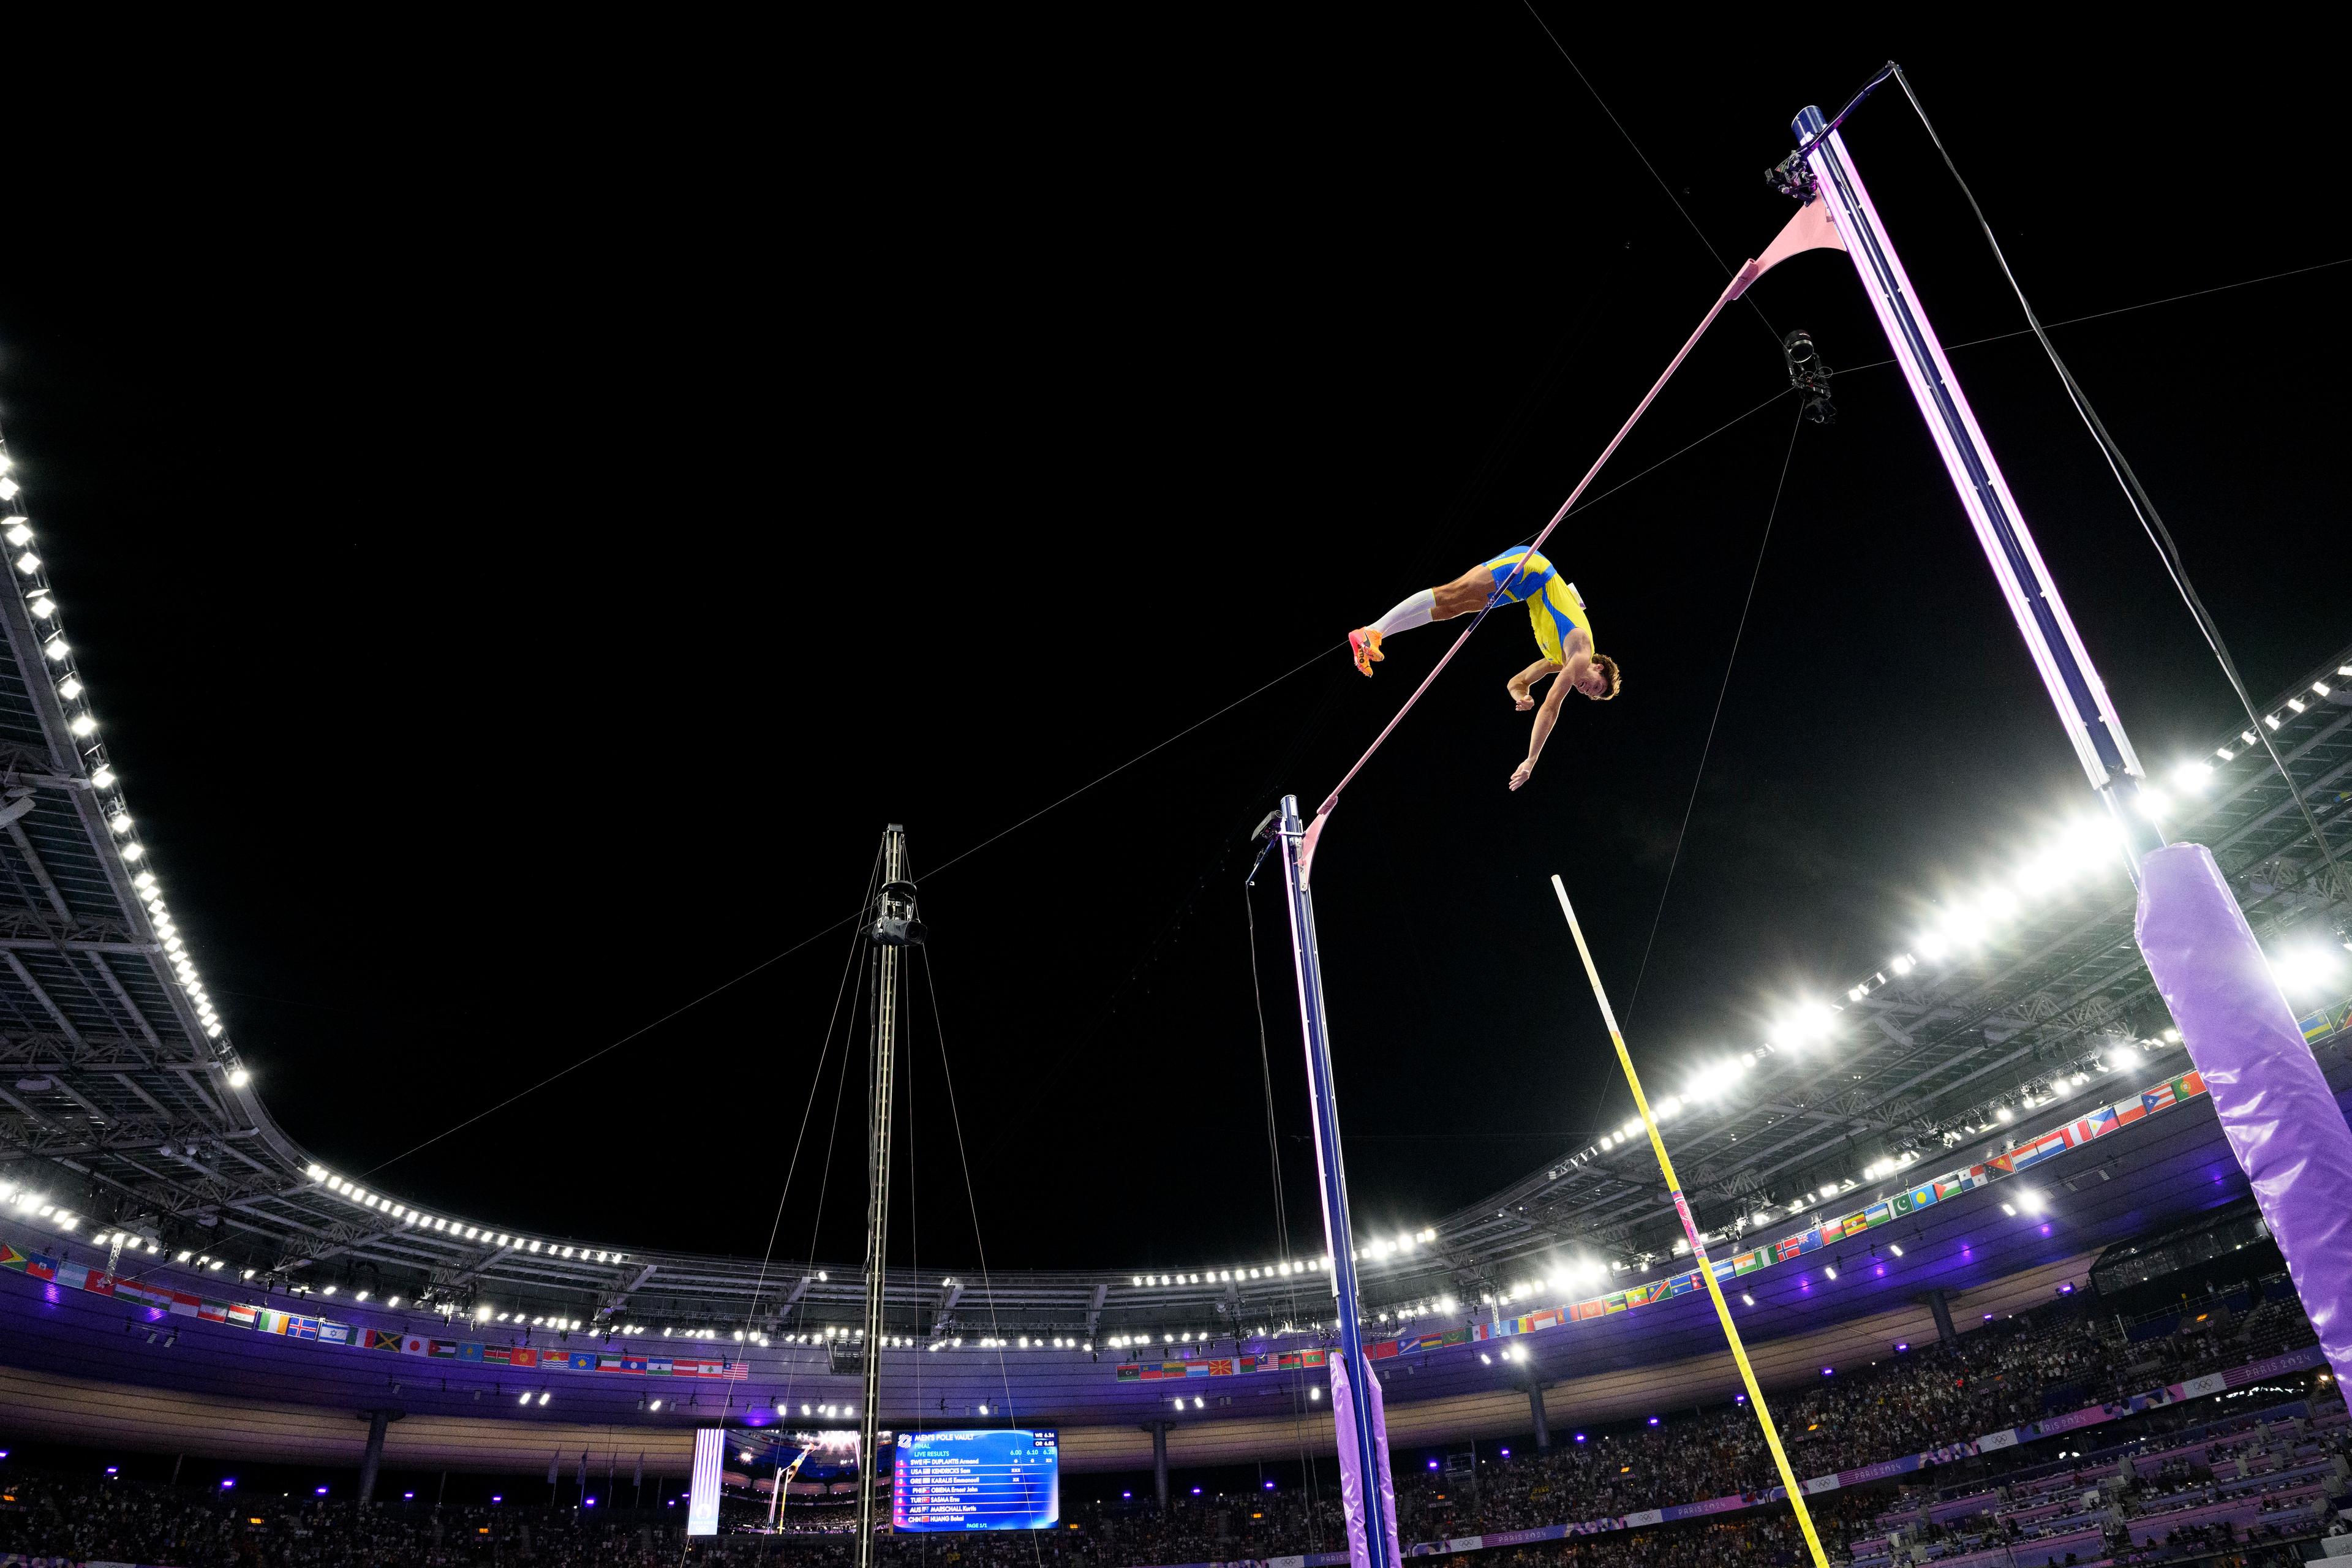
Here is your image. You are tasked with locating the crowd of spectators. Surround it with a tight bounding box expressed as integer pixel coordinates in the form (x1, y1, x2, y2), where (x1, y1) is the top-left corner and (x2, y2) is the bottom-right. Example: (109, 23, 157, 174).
(1399, 1290, 2320, 1542)
(0, 1284, 2337, 1568)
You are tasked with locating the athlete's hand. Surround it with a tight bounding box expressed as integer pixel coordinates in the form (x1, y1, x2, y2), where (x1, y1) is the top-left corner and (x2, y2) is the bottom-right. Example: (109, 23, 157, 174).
(1509, 760, 1534, 791)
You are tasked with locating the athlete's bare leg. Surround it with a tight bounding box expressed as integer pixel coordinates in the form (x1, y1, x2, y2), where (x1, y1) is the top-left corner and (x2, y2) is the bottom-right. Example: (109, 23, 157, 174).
(1507, 658, 1563, 711)
(1431, 565, 1498, 620)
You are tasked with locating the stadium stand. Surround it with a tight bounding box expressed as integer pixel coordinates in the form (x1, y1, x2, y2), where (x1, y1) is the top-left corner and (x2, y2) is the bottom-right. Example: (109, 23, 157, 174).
(4, 1284, 2342, 1568)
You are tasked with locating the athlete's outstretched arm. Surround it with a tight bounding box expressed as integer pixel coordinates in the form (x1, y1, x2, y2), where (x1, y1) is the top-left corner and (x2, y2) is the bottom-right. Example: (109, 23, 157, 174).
(1507, 658, 1563, 712)
(1509, 645, 1591, 791)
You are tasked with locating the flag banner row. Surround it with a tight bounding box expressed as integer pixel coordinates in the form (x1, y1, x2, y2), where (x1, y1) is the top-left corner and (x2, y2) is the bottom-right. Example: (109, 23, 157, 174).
(1117, 1068, 2210, 1382)
(1376, 1344, 2326, 1561)
(2297, 992, 2352, 1045)
(0, 1246, 746, 1381)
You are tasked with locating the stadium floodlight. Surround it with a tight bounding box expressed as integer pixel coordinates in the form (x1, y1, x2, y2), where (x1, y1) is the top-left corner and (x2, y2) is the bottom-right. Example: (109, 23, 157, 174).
(1889, 1243, 1904, 1257)
(518, 1391, 531, 1405)
(537, 1392, 550, 1406)
(1995, 1106, 2014, 1123)
(2000, 1202, 2018, 1216)
(2, 524, 28, 550)
(1740, 1292, 1755, 1306)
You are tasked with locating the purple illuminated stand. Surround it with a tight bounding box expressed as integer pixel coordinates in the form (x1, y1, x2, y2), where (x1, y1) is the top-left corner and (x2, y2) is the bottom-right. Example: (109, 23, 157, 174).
(1795, 105, 2352, 1389)
(1275, 793, 1398, 1568)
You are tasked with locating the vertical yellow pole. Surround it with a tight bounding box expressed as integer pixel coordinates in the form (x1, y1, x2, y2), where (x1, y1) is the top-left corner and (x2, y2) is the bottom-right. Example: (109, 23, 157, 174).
(1549, 875, 1831, 1568)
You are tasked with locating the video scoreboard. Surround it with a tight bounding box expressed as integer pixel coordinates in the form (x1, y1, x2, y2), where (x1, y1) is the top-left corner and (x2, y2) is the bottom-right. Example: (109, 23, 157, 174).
(891, 1429, 1059, 1532)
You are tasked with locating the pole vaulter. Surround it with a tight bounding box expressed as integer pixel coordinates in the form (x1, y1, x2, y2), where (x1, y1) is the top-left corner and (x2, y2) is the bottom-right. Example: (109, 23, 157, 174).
(1265, 197, 1846, 1568)
(1300, 194, 1843, 881)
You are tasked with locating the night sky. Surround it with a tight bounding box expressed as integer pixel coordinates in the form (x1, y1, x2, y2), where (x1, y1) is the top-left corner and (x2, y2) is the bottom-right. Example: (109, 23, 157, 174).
(0, 25, 2341, 1276)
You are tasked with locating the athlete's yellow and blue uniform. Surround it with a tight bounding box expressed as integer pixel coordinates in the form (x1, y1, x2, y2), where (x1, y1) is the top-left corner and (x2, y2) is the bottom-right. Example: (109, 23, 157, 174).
(1482, 547, 1591, 666)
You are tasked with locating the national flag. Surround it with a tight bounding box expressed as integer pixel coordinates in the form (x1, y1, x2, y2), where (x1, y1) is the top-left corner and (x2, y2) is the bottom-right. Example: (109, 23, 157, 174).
(1575, 1300, 1605, 1320)
(622, 1356, 649, 1373)
(1365, 1342, 1397, 1361)
(1208, 1359, 1235, 1376)
(1710, 1257, 1736, 1281)
(1841, 1213, 1870, 1238)
(484, 1346, 513, 1366)
(2174, 1071, 2206, 1099)
(401, 1333, 432, 1355)
(365, 1329, 403, 1350)
(84, 1270, 118, 1296)
(317, 1321, 353, 1346)
(1863, 1201, 1893, 1227)
(2142, 1082, 2177, 1115)
(458, 1343, 486, 1363)
(598, 1354, 624, 1372)
(1117, 1364, 1141, 1382)
(1668, 1272, 1698, 1296)
(1301, 1349, 1327, 1367)
(288, 1317, 321, 1341)
(2081, 1106, 2119, 1142)
(1988, 1152, 2016, 1175)
(644, 1354, 670, 1374)
(198, 1300, 230, 1324)
(24, 1253, 56, 1281)
(2111, 1097, 2147, 1127)
(252, 1308, 287, 1335)
(1934, 1176, 1968, 1200)
(1529, 1309, 1562, 1330)
(0, 1242, 26, 1270)
(2300, 1008, 2332, 1044)
(1798, 1229, 1823, 1254)
(1734, 1251, 1765, 1276)
(225, 1303, 258, 1330)
(1890, 1192, 1915, 1216)
(2009, 1133, 2068, 1170)
(567, 1350, 597, 1371)
(113, 1279, 171, 1308)
(1774, 1237, 1801, 1261)
(424, 1338, 457, 1357)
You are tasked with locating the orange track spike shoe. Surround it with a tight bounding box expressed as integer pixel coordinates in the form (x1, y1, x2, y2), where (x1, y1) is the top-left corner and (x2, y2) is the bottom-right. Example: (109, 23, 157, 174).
(1348, 627, 1385, 676)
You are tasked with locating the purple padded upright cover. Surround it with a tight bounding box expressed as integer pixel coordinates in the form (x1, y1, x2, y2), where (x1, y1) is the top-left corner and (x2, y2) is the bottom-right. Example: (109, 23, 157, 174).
(1327, 1357, 1402, 1568)
(2136, 842, 2352, 1389)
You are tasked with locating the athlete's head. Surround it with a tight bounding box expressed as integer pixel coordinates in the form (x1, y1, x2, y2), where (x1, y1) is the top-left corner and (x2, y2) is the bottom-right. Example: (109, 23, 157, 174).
(1577, 652, 1621, 701)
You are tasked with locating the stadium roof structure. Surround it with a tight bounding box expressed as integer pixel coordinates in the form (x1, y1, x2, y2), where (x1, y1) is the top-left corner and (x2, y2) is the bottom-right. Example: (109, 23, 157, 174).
(0, 441, 2345, 1363)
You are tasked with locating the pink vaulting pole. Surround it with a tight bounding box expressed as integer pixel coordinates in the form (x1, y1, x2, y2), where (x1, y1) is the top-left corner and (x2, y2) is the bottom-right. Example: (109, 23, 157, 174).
(1301, 199, 1839, 882)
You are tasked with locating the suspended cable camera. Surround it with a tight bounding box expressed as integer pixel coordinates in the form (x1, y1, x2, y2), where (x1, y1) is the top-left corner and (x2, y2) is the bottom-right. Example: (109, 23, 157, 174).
(1782, 330, 1835, 424)
(1765, 149, 1817, 202)
(867, 879, 925, 947)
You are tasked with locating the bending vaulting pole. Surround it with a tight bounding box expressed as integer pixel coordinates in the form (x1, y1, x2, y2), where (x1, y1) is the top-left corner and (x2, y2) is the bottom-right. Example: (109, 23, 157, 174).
(1550, 875, 1831, 1568)
(1275, 794, 1398, 1568)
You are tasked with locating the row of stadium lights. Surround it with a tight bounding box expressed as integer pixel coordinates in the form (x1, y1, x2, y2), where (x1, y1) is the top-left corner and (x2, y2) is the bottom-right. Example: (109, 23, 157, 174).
(1125, 1227, 1438, 1292)
(1, 1179, 79, 1232)
(306, 1163, 629, 1267)
(0, 450, 241, 1069)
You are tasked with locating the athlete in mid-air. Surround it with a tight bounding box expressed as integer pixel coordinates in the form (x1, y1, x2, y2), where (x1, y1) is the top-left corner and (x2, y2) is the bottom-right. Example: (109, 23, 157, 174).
(1349, 545, 1619, 791)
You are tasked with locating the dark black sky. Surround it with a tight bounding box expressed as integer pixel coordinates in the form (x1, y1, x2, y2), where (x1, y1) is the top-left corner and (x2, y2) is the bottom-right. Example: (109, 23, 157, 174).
(1, 21, 2342, 1274)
